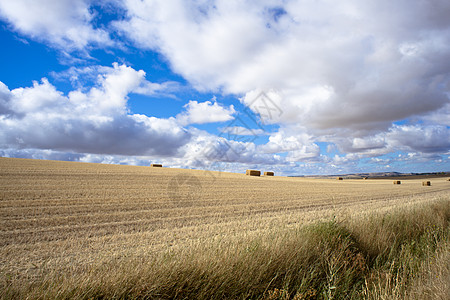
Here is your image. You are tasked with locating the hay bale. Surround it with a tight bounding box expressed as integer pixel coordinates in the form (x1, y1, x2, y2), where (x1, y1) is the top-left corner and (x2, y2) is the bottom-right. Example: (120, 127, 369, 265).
(264, 171, 274, 176)
(246, 169, 261, 176)
(422, 181, 431, 186)
(363, 177, 368, 180)
(393, 180, 401, 185)
(151, 164, 162, 167)
(337, 177, 343, 180)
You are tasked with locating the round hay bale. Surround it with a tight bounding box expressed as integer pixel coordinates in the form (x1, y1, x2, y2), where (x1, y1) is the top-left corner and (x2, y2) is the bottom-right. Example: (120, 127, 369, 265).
(337, 177, 343, 180)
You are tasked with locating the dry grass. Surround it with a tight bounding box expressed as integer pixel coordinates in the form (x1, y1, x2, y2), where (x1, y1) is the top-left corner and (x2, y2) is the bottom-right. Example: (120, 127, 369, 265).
(0, 157, 449, 299)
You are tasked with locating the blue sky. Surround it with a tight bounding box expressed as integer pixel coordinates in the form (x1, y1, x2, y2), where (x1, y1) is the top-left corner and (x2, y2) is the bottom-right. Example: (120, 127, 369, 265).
(0, 0, 449, 175)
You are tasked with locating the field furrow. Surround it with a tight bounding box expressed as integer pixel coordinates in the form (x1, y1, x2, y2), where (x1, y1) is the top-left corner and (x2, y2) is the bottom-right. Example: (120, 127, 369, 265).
(1, 157, 449, 288)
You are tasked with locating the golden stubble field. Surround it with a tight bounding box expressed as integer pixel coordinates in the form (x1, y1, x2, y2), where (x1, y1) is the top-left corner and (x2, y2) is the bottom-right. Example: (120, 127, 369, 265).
(1, 157, 449, 284)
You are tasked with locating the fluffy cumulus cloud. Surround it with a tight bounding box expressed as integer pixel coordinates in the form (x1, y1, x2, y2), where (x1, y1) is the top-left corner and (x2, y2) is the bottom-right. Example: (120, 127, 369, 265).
(52, 65, 181, 97)
(0, 148, 85, 162)
(331, 124, 450, 156)
(176, 100, 235, 126)
(0, 0, 114, 51)
(116, 0, 450, 130)
(220, 126, 266, 136)
(0, 64, 191, 156)
(0, 82, 14, 115)
(0, 0, 449, 173)
(172, 130, 286, 171)
(0, 63, 283, 171)
(387, 125, 450, 154)
(110, 0, 450, 170)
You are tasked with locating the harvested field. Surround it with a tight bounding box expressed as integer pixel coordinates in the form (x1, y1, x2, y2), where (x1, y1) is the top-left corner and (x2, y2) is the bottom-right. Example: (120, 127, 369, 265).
(0, 157, 449, 298)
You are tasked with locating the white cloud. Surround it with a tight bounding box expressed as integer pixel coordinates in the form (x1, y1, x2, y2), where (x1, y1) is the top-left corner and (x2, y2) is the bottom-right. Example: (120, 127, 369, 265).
(261, 130, 310, 153)
(329, 132, 389, 156)
(176, 100, 235, 126)
(0, 0, 114, 51)
(9, 78, 66, 115)
(0, 148, 84, 162)
(387, 124, 450, 153)
(0, 0, 448, 172)
(396, 152, 443, 164)
(52, 65, 181, 97)
(421, 103, 450, 126)
(257, 126, 321, 162)
(220, 126, 266, 136)
(351, 136, 386, 151)
(116, 0, 450, 133)
(369, 157, 390, 165)
(325, 123, 450, 161)
(0, 64, 191, 156)
(178, 133, 285, 168)
(0, 81, 14, 115)
(0, 63, 285, 170)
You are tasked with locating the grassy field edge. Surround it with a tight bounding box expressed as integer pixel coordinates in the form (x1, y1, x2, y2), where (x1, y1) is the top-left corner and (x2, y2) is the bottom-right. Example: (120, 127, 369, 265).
(2, 197, 449, 299)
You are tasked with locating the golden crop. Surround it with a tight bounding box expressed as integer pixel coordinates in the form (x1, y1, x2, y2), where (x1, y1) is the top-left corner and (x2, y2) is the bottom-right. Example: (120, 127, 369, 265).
(0, 157, 448, 298)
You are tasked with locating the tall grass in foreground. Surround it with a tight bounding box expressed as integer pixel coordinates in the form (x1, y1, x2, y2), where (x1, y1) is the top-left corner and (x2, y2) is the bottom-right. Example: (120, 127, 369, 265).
(2, 199, 449, 299)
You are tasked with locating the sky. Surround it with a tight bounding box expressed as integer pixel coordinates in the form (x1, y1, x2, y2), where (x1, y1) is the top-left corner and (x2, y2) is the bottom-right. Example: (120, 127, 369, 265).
(0, 0, 449, 176)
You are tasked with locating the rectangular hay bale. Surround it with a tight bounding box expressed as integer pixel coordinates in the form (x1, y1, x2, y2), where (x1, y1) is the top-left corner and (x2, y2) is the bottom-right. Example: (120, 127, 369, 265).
(393, 180, 401, 184)
(422, 181, 431, 186)
(246, 169, 261, 176)
(337, 177, 343, 180)
(150, 164, 162, 167)
(264, 171, 274, 176)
